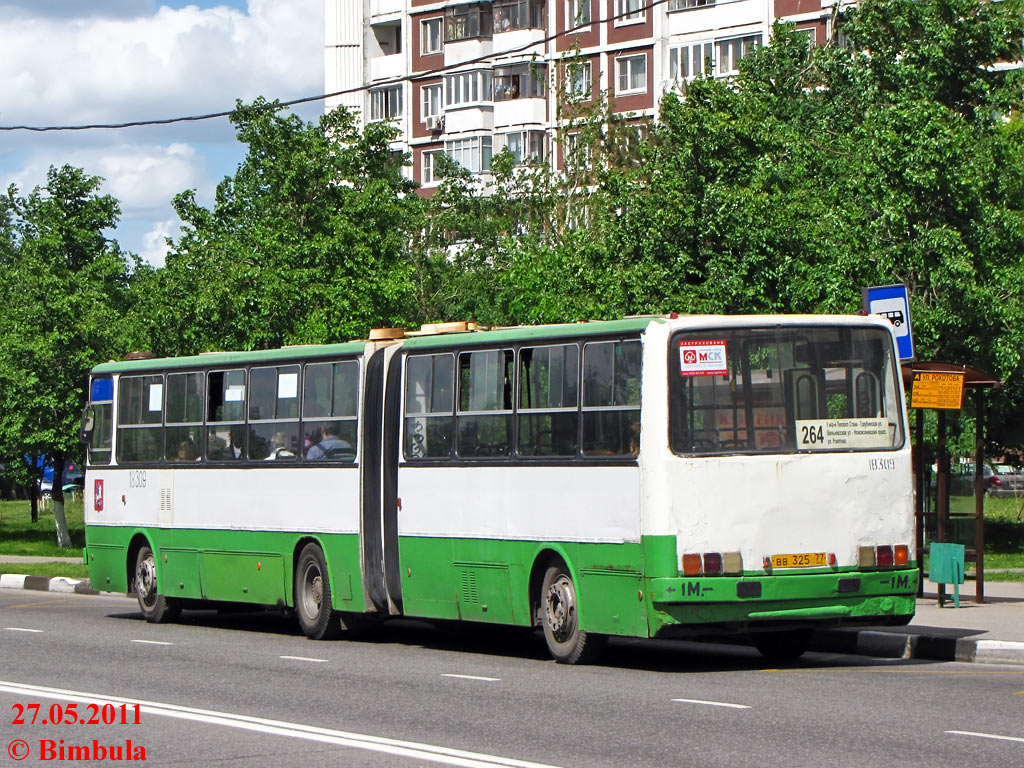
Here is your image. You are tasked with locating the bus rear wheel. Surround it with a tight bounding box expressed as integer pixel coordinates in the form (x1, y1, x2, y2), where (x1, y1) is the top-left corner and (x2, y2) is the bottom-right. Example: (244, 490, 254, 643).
(539, 564, 606, 664)
(751, 629, 811, 661)
(295, 544, 341, 640)
(134, 545, 180, 623)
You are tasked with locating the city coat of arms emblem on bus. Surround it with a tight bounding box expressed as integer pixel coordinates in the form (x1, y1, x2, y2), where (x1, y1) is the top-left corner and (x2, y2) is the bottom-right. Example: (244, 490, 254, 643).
(679, 340, 729, 376)
(94, 479, 104, 512)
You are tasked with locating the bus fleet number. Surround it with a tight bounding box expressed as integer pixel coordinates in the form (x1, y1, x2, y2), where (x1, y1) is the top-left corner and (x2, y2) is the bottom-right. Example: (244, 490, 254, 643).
(129, 470, 147, 489)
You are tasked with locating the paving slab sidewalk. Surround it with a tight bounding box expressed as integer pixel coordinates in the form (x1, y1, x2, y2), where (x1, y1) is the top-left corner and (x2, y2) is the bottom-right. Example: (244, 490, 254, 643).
(2, 555, 1023, 665)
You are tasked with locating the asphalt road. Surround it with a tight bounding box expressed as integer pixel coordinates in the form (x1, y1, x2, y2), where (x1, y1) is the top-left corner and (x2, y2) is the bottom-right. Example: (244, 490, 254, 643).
(1, 590, 1022, 767)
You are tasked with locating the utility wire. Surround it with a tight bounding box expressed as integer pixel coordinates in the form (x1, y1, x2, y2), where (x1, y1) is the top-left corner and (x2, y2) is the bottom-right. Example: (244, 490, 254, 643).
(0, 0, 675, 132)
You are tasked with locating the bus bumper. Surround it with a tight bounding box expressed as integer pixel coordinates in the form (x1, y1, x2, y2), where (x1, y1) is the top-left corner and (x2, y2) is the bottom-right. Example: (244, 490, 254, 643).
(648, 567, 919, 637)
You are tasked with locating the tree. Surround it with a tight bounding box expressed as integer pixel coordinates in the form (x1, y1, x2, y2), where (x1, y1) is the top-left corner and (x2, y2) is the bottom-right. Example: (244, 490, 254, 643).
(0, 166, 135, 541)
(136, 99, 424, 355)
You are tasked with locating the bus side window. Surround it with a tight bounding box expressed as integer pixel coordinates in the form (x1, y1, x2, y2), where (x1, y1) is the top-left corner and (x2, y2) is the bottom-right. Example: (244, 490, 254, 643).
(302, 360, 358, 462)
(116, 375, 164, 463)
(404, 353, 455, 460)
(206, 370, 246, 461)
(249, 365, 300, 461)
(457, 349, 514, 458)
(518, 344, 580, 457)
(582, 339, 641, 456)
(166, 372, 204, 462)
(87, 377, 114, 465)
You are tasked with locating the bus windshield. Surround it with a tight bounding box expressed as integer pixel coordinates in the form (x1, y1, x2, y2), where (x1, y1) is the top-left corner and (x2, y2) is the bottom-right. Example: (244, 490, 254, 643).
(670, 325, 904, 455)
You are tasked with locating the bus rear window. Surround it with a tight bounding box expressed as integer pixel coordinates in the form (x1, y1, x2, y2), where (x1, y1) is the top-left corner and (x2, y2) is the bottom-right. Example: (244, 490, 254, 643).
(669, 326, 904, 455)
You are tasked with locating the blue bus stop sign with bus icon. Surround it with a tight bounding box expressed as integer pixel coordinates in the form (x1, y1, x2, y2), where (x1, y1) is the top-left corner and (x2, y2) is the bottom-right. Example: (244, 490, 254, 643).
(862, 284, 915, 361)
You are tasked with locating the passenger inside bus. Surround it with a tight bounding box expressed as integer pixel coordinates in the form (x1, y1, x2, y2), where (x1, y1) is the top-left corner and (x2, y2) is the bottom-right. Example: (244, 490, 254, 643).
(305, 422, 354, 460)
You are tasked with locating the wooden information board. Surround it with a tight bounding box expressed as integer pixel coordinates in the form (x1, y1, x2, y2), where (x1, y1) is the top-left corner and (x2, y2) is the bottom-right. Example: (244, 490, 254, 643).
(910, 371, 966, 410)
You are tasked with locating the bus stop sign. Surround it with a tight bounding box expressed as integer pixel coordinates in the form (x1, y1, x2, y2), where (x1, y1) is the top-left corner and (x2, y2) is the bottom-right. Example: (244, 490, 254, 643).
(862, 284, 915, 361)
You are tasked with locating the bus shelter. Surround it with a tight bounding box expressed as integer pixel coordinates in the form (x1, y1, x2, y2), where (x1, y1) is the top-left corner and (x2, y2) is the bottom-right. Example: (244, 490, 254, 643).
(903, 362, 1000, 603)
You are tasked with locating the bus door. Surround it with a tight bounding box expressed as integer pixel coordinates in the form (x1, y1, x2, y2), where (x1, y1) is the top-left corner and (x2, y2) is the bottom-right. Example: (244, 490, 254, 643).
(360, 344, 404, 615)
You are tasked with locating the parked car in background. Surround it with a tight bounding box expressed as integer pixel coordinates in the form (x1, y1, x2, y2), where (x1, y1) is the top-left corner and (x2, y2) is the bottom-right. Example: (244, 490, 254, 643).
(948, 462, 1002, 497)
(38, 460, 84, 499)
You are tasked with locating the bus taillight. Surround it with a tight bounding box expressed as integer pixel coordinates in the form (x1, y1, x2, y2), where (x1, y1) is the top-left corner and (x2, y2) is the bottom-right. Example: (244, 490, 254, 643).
(876, 545, 894, 567)
(894, 545, 909, 565)
(682, 553, 702, 575)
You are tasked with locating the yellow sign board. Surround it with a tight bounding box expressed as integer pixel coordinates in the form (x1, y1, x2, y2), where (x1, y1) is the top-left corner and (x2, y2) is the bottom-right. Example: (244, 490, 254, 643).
(911, 371, 965, 410)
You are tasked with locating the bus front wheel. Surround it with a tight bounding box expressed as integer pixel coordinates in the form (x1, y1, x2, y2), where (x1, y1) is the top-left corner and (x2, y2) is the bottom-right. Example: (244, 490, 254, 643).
(295, 544, 341, 640)
(539, 564, 606, 664)
(134, 545, 180, 623)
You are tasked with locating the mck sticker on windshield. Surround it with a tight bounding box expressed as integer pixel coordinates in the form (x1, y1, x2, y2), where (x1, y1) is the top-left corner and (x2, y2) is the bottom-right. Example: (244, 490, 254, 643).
(679, 339, 728, 377)
(795, 418, 892, 451)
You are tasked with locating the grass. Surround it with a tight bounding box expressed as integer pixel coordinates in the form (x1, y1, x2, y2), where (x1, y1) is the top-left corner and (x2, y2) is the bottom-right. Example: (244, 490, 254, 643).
(0, 499, 85, 557)
(0, 562, 89, 579)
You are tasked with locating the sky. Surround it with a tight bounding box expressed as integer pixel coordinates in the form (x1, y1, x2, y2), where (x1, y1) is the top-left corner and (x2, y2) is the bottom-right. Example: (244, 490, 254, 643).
(0, 0, 325, 266)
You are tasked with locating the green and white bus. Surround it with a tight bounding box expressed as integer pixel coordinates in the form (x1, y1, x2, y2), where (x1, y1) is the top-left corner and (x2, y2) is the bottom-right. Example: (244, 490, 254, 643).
(81, 315, 918, 663)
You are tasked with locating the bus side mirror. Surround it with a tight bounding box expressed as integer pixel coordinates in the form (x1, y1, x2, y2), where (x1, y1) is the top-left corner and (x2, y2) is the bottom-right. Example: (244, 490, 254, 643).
(80, 407, 95, 444)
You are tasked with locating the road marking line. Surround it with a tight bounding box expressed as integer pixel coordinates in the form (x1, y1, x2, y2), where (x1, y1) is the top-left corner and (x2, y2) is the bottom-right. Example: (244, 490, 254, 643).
(441, 674, 501, 682)
(7, 597, 82, 609)
(131, 639, 172, 646)
(672, 698, 750, 710)
(947, 730, 1024, 744)
(279, 655, 329, 663)
(4, 627, 43, 633)
(0, 681, 562, 768)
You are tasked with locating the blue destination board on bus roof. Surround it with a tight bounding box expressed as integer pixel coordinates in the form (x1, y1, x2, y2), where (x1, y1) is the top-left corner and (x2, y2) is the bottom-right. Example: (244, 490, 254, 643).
(862, 284, 915, 361)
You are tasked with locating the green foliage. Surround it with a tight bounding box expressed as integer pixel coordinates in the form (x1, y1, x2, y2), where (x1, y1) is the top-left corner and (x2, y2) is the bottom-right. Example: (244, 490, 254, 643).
(134, 99, 423, 354)
(0, 166, 136, 491)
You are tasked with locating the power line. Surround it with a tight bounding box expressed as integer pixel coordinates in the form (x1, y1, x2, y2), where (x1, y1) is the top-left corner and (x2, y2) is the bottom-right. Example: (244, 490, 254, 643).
(0, 0, 675, 132)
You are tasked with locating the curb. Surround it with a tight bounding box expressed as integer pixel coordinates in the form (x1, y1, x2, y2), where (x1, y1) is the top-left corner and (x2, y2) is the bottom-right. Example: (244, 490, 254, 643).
(813, 628, 1024, 666)
(0, 573, 98, 595)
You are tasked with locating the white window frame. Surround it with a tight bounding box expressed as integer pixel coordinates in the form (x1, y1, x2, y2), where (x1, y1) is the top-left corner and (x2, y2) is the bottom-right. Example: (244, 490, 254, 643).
(422, 83, 443, 120)
(615, 53, 647, 95)
(505, 130, 546, 165)
(566, 60, 592, 99)
(716, 34, 760, 77)
(422, 149, 444, 185)
(445, 70, 493, 108)
(369, 85, 403, 121)
(614, 0, 645, 25)
(446, 135, 493, 175)
(666, 0, 715, 11)
(421, 17, 443, 55)
(567, 0, 591, 28)
(668, 42, 714, 83)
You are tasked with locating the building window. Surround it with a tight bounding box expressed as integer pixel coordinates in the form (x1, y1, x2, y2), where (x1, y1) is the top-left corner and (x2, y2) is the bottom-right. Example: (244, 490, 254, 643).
(667, 0, 715, 11)
(505, 130, 546, 165)
(493, 63, 546, 101)
(445, 70, 493, 107)
(565, 60, 591, 98)
(422, 83, 443, 119)
(445, 2, 493, 42)
(446, 135, 493, 174)
(565, 131, 592, 170)
(568, 0, 590, 27)
(615, 0, 645, 23)
(370, 85, 403, 121)
(421, 17, 443, 54)
(716, 34, 760, 76)
(668, 42, 713, 83)
(494, 0, 545, 32)
(615, 53, 647, 95)
(422, 149, 444, 184)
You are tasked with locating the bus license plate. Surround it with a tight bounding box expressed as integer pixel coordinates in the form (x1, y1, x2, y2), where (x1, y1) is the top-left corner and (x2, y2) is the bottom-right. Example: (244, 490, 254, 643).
(771, 553, 826, 568)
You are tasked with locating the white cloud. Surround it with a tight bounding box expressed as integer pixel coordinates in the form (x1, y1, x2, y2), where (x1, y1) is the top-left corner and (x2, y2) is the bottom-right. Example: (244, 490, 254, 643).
(0, 1, 324, 261)
(0, 142, 207, 215)
(139, 218, 181, 267)
(0, 0, 323, 128)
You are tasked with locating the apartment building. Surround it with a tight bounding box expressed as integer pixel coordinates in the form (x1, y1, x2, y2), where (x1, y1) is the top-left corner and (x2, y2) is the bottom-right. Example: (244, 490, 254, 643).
(324, 1, 838, 191)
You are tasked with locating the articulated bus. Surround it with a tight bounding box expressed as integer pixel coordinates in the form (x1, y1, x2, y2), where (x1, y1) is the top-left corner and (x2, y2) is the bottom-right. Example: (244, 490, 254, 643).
(80, 315, 918, 663)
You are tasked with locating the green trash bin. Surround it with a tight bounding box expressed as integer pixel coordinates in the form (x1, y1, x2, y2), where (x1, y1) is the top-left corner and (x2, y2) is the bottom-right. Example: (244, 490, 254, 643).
(929, 542, 966, 607)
